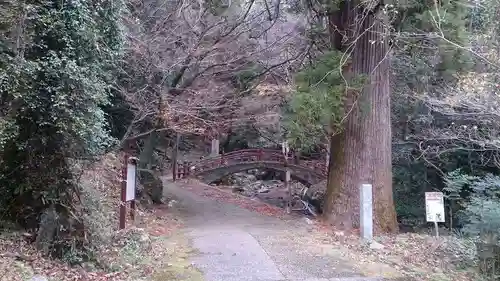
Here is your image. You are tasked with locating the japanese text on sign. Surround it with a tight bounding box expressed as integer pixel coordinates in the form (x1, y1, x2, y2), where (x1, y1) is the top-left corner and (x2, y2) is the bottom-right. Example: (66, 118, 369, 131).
(425, 192, 445, 222)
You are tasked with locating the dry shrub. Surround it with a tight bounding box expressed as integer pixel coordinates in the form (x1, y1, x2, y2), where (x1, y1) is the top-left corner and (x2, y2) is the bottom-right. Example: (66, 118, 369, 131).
(65, 152, 123, 264)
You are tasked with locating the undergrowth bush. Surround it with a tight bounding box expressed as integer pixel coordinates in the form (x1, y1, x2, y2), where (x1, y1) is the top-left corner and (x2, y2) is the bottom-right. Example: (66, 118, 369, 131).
(460, 174, 500, 243)
(444, 171, 500, 243)
(67, 180, 115, 264)
(444, 170, 500, 279)
(0, 0, 125, 259)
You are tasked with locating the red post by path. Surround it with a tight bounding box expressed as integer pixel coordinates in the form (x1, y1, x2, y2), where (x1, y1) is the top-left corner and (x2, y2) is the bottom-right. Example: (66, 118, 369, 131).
(119, 151, 127, 230)
(130, 199, 135, 221)
(120, 141, 138, 230)
(220, 149, 225, 165)
(172, 132, 179, 182)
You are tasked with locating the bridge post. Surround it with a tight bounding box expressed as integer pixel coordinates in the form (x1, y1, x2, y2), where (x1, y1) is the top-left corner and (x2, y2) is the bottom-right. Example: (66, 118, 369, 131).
(282, 141, 292, 214)
(291, 151, 299, 164)
(185, 161, 191, 177)
(184, 162, 189, 178)
(177, 162, 183, 179)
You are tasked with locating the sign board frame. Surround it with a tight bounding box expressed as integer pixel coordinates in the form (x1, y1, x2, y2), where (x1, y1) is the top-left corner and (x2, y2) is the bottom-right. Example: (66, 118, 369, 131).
(425, 192, 445, 222)
(125, 162, 137, 201)
(120, 154, 138, 230)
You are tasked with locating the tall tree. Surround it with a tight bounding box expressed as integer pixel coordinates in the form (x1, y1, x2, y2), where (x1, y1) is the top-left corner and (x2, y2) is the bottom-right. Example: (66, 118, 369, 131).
(323, 1, 398, 233)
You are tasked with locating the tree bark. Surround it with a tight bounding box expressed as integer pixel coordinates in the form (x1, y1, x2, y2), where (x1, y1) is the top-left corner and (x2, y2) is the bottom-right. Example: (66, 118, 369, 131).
(324, 2, 398, 233)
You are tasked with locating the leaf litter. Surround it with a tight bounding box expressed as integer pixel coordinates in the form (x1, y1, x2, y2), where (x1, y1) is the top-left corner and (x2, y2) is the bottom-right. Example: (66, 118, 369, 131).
(0, 152, 201, 281)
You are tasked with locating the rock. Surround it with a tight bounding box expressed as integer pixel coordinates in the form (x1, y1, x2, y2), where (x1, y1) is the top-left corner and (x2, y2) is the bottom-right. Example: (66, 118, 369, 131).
(334, 231, 345, 237)
(257, 187, 270, 193)
(139, 170, 163, 204)
(232, 186, 244, 193)
(167, 200, 178, 208)
(81, 262, 96, 271)
(369, 241, 385, 250)
(35, 205, 58, 255)
(304, 218, 314, 225)
(30, 276, 48, 281)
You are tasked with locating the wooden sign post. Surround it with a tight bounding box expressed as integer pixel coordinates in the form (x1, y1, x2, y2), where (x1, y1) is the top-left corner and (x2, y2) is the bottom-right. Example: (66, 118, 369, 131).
(120, 155, 138, 230)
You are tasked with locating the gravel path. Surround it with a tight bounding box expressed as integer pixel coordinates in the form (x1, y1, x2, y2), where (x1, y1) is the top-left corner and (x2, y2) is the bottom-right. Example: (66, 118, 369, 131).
(162, 179, 400, 281)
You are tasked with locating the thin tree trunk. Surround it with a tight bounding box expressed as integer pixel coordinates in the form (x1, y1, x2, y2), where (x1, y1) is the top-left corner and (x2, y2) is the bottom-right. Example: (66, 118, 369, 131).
(324, 3, 398, 233)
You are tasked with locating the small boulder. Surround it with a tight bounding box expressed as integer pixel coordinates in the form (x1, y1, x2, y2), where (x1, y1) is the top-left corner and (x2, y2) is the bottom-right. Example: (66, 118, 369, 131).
(334, 230, 345, 237)
(30, 276, 49, 281)
(167, 200, 178, 208)
(369, 241, 385, 250)
(257, 187, 270, 193)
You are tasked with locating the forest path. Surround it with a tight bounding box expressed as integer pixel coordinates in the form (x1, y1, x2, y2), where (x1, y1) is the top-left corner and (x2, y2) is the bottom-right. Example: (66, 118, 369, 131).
(161, 178, 404, 281)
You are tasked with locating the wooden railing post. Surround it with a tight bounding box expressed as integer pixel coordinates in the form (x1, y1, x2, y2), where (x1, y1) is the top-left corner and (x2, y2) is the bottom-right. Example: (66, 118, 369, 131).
(294, 150, 300, 165)
(185, 161, 191, 176)
(182, 162, 187, 178)
(119, 146, 128, 230)
(258, 148, 263, 161)
(177, 162, 182, 179)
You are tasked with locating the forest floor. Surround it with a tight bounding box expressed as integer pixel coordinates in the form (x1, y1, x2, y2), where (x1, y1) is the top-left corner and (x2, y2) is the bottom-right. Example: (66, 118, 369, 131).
(0, 157, 479, 281)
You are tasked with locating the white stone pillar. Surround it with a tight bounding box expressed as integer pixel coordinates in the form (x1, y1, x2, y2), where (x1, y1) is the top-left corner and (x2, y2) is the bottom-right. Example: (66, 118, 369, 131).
(210, 138, 219, 156)
(360, 183, 373, 241)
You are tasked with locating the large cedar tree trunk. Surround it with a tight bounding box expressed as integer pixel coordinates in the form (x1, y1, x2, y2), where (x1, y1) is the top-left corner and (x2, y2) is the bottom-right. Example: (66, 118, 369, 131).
(323, 2, 398, 233)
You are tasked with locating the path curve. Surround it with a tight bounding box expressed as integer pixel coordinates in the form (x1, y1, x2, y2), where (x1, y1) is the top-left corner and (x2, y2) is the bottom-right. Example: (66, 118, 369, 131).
(162, 178, 404, 281)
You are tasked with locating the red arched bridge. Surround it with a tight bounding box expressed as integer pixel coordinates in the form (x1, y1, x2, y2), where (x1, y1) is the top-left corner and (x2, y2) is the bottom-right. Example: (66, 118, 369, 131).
(174, 149, 327, 186)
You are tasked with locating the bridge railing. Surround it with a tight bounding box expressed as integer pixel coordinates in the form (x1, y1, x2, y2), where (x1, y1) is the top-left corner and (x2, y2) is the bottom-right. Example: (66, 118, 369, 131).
(185, 149, 327, 176)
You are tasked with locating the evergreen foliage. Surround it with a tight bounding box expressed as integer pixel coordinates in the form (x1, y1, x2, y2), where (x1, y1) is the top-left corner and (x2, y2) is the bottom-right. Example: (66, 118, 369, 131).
(393, 0, 472, 87)
(0, 0, 124, 256)
(283, 51, 348, 151)
(444, 170, 500, 242)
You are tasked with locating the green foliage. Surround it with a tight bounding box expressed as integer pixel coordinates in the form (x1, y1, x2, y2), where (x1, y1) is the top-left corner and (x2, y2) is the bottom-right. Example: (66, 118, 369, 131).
(230, 64, 263, 91)
(393, 0, 473, 84)
(0, 0, 125, 257)
(459, 174, 500, 241)
(283, 51, 346, 151)
(443, 169, 478, 202)
(442, 170, 500, 242)
(393, 163, 428, 222)
(204, 0, 232, 16)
